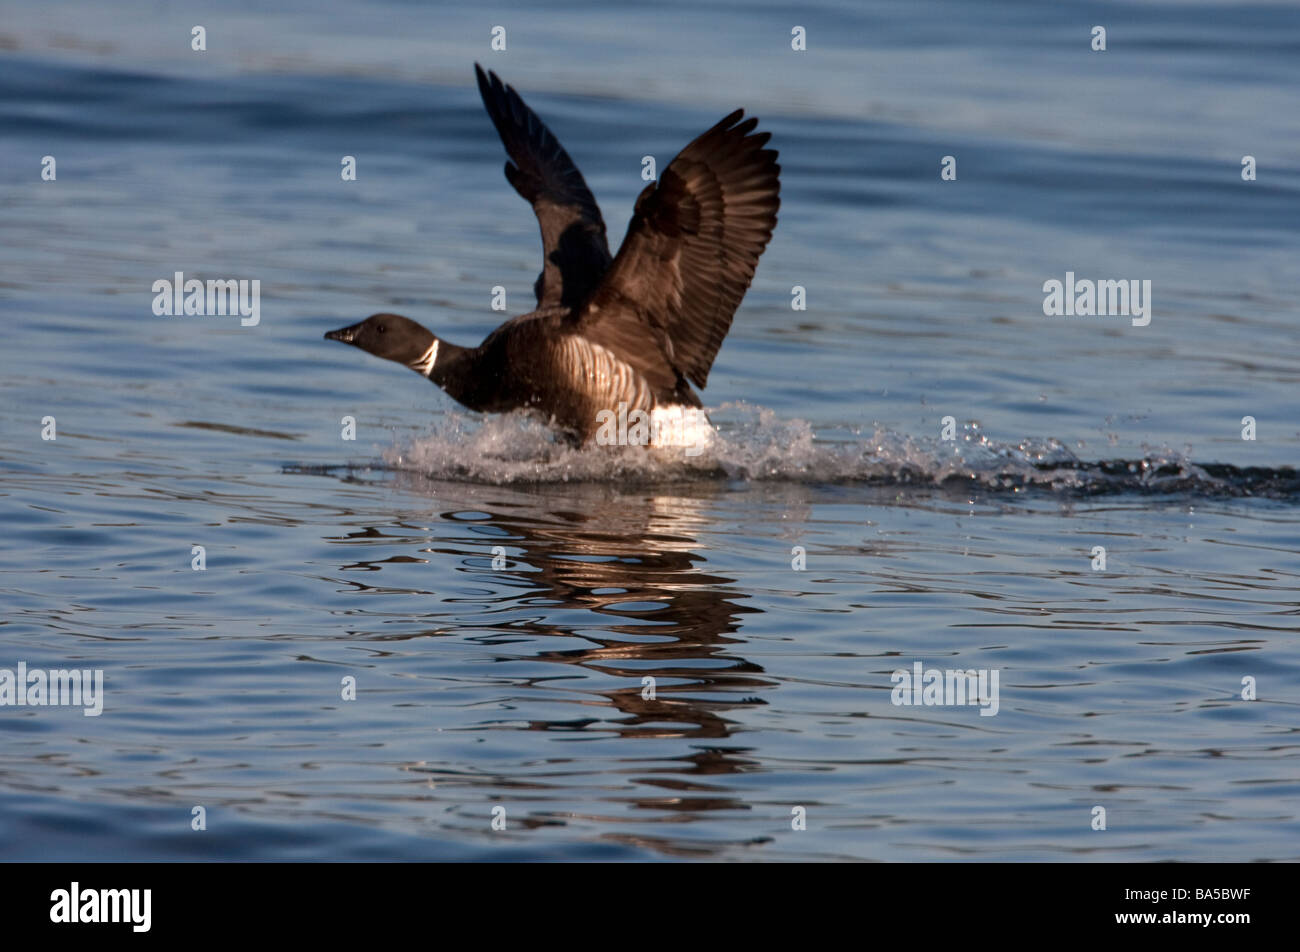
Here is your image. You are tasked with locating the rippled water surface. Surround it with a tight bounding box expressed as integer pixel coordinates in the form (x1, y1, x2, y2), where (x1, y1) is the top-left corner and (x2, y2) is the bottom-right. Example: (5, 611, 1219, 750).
(1, 0, 1298, 861)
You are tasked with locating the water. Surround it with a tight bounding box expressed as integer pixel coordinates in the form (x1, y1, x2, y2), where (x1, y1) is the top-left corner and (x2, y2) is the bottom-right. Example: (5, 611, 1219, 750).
(1, 0, 1298, 861)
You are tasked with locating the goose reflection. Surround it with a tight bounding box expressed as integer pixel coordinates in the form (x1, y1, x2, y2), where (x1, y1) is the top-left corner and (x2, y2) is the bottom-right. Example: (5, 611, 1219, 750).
(330, 478, 782, 749)
(321, 474, 815, 842)
(446, 484, 768, 743)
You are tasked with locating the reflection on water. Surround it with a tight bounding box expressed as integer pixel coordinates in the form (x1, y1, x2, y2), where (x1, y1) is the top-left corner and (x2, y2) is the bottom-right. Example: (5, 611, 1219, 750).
(344, 482, 768, 742)
(339, 480, 779, 841)
(1, 457, 1298, 861)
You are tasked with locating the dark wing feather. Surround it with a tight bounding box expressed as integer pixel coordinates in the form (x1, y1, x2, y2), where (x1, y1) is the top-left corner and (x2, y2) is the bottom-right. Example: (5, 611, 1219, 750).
(576, 110, 779, 389)
(475, 64, 612, 309)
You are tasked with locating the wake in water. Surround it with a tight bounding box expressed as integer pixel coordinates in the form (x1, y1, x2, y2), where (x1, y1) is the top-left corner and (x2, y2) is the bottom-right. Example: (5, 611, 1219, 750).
(345, 403, 1299, 498)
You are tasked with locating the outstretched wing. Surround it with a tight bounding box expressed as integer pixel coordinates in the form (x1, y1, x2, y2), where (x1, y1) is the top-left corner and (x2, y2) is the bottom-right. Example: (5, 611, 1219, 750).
(475, 64, 612, 310)
(576, 110, 779, 390)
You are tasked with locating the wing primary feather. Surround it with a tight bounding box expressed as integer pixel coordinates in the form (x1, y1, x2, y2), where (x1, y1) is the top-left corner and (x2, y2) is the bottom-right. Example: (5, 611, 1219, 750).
(474, 64, 612, 310)
(576, 108, 780, 389)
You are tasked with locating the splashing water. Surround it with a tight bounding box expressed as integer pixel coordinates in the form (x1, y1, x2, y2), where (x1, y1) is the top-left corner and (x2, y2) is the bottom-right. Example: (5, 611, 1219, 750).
(369, 404, 1300, 497)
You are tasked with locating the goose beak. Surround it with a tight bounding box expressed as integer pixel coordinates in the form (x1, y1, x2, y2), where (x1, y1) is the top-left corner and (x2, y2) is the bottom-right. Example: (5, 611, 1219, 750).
(325, 324, 359, 344)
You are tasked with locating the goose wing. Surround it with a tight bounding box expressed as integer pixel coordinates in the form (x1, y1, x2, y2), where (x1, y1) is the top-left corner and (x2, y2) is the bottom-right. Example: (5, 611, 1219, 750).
(574, 109, 779, 390)
(475, 64, 612, 310)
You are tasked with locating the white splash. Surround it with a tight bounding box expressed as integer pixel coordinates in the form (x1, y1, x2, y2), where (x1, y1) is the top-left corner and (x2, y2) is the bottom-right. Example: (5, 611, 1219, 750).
(650, 405, 715, 455)
(376, 403, 1205, 492)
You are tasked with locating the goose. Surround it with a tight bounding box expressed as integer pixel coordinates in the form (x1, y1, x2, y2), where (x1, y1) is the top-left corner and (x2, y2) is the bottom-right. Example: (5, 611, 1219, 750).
(325, 64, 780, 450)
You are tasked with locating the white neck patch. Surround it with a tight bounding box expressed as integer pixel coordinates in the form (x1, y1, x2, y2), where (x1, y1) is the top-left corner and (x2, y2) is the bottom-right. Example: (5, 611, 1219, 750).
(409, 339, 439, 377)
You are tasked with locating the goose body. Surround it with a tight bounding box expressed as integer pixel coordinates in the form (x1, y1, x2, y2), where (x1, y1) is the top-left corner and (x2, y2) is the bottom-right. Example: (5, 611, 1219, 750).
(326, 65, 780, 449)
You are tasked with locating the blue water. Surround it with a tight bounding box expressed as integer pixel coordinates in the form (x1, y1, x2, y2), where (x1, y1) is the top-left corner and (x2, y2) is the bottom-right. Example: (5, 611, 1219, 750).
(1, 0, 1298, 861)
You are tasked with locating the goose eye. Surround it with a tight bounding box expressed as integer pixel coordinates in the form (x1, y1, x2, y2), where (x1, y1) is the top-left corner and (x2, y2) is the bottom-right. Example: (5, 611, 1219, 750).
(376, 324, 386, 334)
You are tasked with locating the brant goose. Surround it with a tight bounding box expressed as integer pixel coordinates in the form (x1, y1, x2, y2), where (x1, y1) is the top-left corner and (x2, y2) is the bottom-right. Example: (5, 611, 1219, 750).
(325, 65, 780, 449)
